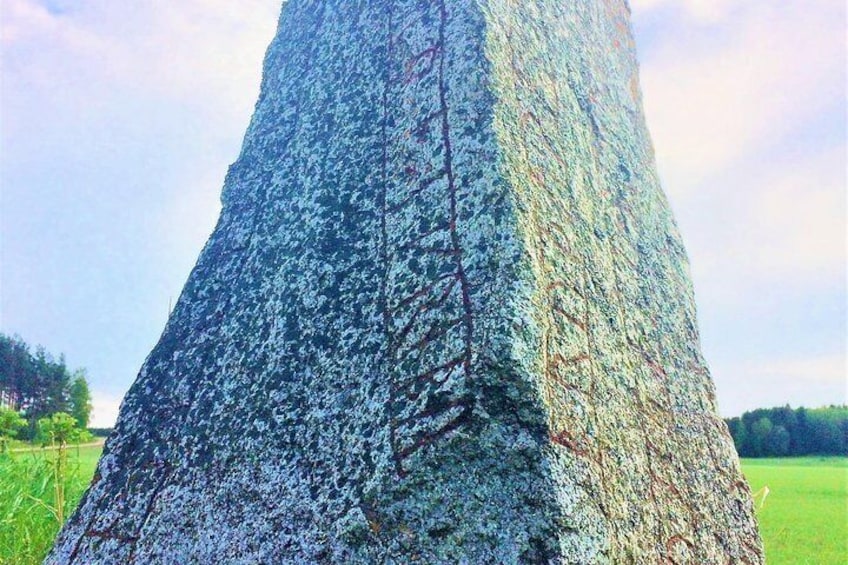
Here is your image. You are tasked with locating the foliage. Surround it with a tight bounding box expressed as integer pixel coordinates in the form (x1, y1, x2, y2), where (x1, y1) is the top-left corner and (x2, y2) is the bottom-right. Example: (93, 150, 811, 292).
(36, 413, 85, 448)
(0, 408, 26, 453)
(726, 405, 848, 458)
(0, 333, 94, 440)
(749, 417, 773, 457)
(68, 371, 93, 429)
(0, 444, 101, 564)
(742, 457, 847, 564)
(87, 427, 114, 438)
(34, 412, 94, 525)
(765, 425, 790, 456)
(0, 334, 31, 410)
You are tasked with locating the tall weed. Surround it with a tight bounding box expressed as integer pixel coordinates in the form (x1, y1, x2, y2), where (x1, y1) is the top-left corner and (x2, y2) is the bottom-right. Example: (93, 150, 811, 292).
(0, 448, 90, 564)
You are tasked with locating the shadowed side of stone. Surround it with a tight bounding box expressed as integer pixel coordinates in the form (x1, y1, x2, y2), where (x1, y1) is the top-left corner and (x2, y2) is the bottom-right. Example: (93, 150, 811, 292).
(47, 1, 763, 563)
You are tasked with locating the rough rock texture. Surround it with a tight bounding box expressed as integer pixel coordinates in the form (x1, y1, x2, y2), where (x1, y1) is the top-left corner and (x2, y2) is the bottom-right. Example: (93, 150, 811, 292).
(49, 1, 763, 563)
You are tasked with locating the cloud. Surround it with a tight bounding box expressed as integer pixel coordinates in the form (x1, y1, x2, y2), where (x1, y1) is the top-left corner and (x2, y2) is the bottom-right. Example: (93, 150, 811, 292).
(637, 0, 844, 192)
(745, 148, 845, 280)
(630, 0, 736, 23)
(1, 1, 281, 428)
(2, 0, 280, 136)
(712, 353, 847, 416)
(630, 0, 846, 417)
(155, 163, 226, 286)
(90, 390, 124, 428)
(2, 1, 843, 427)
(631, 0, 846, 294)
(683, 145, 846, 300)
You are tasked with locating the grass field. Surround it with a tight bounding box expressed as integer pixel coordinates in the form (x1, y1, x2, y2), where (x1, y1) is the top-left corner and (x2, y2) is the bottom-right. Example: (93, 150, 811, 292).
(0, 448, 844, 563)
(741, 457, 847, 564)
(0, 444, 102, 564)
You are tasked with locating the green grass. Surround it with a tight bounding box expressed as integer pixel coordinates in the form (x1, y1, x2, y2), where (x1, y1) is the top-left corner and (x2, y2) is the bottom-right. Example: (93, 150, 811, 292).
(0, 449, 844, 563)
(743, 456, 848, 468)
(0, 444, 102, 565)
(742, 457, 848, 564)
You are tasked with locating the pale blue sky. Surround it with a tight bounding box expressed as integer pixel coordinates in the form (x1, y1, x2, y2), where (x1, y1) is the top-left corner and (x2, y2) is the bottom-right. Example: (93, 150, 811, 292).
(1, 0, 845, 426)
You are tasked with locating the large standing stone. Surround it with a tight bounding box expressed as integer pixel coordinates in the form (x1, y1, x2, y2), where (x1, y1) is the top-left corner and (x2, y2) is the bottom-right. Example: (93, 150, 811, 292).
(48, 1, 763, 563)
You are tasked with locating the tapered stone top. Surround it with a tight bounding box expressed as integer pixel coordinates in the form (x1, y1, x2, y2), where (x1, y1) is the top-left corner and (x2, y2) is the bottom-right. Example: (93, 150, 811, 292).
(49, 1, 763, 563)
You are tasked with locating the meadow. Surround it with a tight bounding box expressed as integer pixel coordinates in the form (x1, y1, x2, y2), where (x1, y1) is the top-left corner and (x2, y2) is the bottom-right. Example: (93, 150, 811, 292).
(741, 457, 847, 564)
(0, 447, 845, 564)
(0, 444, 101, 564)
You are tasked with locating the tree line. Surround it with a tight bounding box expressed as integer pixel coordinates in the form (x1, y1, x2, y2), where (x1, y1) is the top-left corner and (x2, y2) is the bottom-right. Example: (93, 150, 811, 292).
(725, 405, 847, 457)
(0, 333, 92, 439)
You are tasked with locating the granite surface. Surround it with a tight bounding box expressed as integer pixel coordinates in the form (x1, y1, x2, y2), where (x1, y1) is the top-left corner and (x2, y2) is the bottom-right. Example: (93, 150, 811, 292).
(48, 1, 763, 563)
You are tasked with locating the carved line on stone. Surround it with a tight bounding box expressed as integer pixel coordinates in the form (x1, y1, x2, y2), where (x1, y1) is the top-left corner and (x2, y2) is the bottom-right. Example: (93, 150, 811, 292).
(497, 12, 623, 533)
(436, 0, 475, 377)
(391, 280, 459, 353)
(386, 169, 447, 213)
(389, 272, 459, 314)
(385, 0, 476, 478)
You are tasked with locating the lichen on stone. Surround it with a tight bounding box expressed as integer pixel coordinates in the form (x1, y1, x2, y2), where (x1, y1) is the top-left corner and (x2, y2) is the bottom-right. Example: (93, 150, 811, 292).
(47, 1, 763, 563)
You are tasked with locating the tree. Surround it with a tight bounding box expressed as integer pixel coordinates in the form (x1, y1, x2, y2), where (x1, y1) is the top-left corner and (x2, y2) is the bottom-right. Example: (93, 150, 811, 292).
(770, 405, 796, 448)
(725, 405, 847, 457)
(765, 424, 790, 456)
(726, 417, 748, 456)
(749, 417, 773, 457)
(0, 333, 86, 439)
(794, 407, 810, 455)
(0, 334, 33, 410)
(36, 412, 84, 447)
(808, 413, 844, 455)
(0, 407, 26, 453)
(28, 348, 71, 422)
(69, 370, 93, 429)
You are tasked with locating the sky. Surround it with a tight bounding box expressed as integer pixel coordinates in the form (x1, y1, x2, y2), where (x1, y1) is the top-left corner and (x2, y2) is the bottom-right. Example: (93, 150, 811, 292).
(1, 0, 845, 427)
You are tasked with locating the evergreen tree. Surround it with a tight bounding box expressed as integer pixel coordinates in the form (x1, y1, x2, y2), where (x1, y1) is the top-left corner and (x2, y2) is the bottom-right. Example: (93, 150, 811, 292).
(765, 424, 790, 456)
(0, 334, 33, 410)
(725, 405, 847, 457)
(794, 407, 810, 455)
(0, 333, 90, 439)
(749, 417, 773, 457)
(69, 370, 93, 429)
(726, 417, 748, 455)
